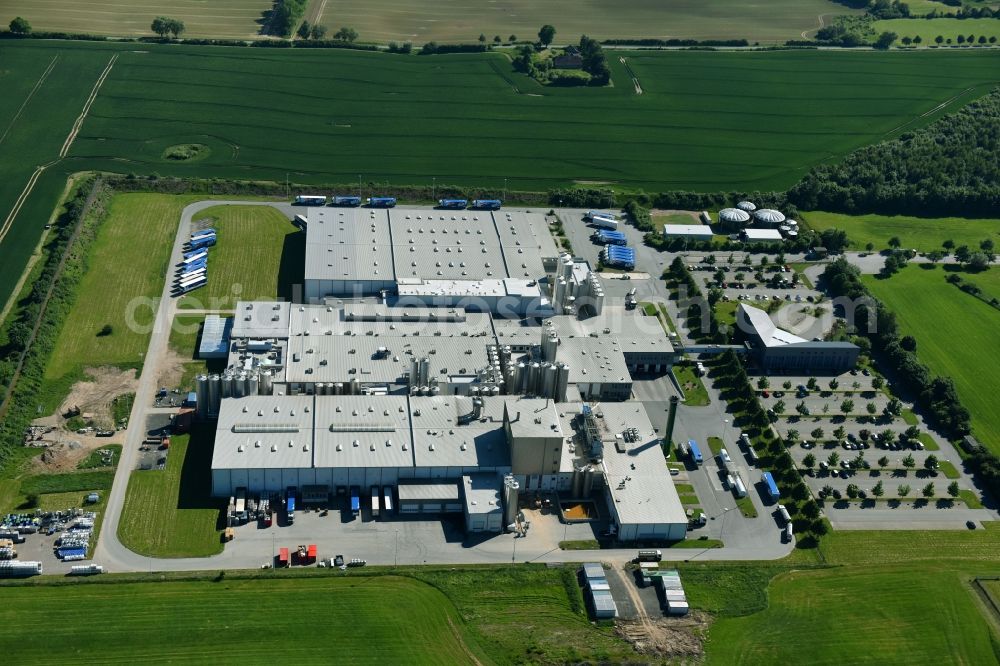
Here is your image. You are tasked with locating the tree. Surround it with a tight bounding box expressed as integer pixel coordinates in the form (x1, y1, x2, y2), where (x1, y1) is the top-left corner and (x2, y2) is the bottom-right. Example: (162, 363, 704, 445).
(878, 455, 889, 469)
(757, 377, 770, 390)
(840, 399, 854, 414)
(846, 483, 860, 499)
(538, 24, 556, 46)
(927, 249, 945, 263)
(311, 24, 327, 40)
(297, 20, 311, 39)
(335, 26, 358, 42)
(981, 238, 996, 259)
(947, 481, 960, 498)
(935, 35, 944, 45)
(705, 254, 717, 266)
(807, 377, 818, 391)
(898, 484, 910, 498)
(865, 242, 875, 252)
(901, 36, 912, 45)
(478, 33, 486, 44)
(914, 35, 921, 44)
(978, 35, 987, 45)
(872, 376, 885, 390)
(829, 378, 840, 390)
(902, 453, 916, 469)
(773, 400, 786, 414)
(509, 34, 517, 43)
(880, 429, 896, 446)
(783, 380, 792, 390)
(955, 245, 972, 263)
(828, 451, 840, 467)
(97, 324, 113, 337)
(151, 16, 170, 37)
(922, 482, 935, 498)
(493, 35, 502, 45)
(811, 427, 825, 441)
(924, 454, 938, 471)
(899, 335, 917, 352)
(803, 453, 816, 470)
(167, 18, 185, 38)
(9, 16, 31, 34)
(833, 426, 847, 441)
(872, 480, 885, 497)
(866, 402, 877, 415)
(786, 428, 800, 445)
(943, 239, 955, 251)
(957, 34, 966, 44)
(968, 252, 990, 271)
(796, 402, 810, 416)
(874, 31, 898, 49)
(888, 236, 902, 249)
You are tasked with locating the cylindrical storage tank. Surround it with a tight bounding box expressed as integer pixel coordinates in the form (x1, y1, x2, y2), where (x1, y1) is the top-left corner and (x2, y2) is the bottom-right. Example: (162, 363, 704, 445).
(736, 201, 756, 212)
(431, 385, 441, 396)
(470, 386, 480, 397)
(246, 373, 259, 397)
(787, 219, 799, 228)
(490, 386, 500, 396)
(753, 208, 786, 227)
(543, 363, 557, 399)
(420, 358, 430, 385)
(334, 382, 344, 396)
(259, 371, 272, 396)
(542, 336, 559, 362)
(195, 374, 209, 419)
(207, 375, 220, 415)
(220, 374, 232, 399)
(787, 230, 799, 239)
(555, 363, 570, 402)
(719, 207, 751, 226)
(582, 466, 595, 495)
(529, 362, 541, 395)
(517, 363, 529, 393)
(349, 378, 359, 395)
(503, 474, 520, 528)
(571, 466, 584, 497)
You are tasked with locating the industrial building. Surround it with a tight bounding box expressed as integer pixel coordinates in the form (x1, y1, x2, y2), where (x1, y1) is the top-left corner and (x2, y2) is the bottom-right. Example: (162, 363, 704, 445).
(737, 303, 860, 372)
(662, 224, 715, 240)
(741, 228, 784, 243)
(201, 207, 686, 542)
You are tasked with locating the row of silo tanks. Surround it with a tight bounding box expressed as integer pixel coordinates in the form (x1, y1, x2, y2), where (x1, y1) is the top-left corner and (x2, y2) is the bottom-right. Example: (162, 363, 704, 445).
(552, 253, 604, 316)
(718, 201, 799, 238)
(506, 359, 570, 402)
(195, 370, 275, 419)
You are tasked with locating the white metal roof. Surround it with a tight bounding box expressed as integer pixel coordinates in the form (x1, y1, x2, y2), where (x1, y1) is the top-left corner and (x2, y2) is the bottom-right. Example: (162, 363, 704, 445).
(410, 396, 512, 468)
(312, 395, 415, 468)
(397, 481, 460, 502)
(742, 228, 784, 241)
(305, 207, 394, 283)
(463, 474, 503, 515)
(231, 301, 290, 339)
(662, 224, 714, 237)
(737, 303, 807, 347)
(212, 395, 316, 469)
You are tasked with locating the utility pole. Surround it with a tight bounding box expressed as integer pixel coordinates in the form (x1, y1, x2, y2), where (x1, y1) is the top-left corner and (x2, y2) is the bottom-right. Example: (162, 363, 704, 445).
(504, 177, 508, 202)
(432, 177, 436, 200)
(394, 529, 399, 567)
(358, 174, 362, 198)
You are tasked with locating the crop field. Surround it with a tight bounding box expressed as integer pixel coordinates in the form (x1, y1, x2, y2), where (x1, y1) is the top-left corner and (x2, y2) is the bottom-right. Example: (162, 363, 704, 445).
(804, 211, 1000, 252)
(863, 266, 1000, 452)
(2, 41, 1000, 314)
(44, 193, 195, 384)
(0, 575, 486, 665)
(0, 0, 271, 40)
(313, 0, 855, 44)
(117, 426, 226, 557)
(874, 17, 1000, 43)
(178, 205, 303, 310)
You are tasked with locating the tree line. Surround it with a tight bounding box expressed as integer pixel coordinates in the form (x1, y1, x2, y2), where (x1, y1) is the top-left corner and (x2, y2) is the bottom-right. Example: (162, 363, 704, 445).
(789, 88, 1000, 217)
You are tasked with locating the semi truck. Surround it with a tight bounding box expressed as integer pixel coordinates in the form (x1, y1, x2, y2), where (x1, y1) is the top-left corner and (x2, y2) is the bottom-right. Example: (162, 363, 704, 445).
(471, 199, 502, 210)
(350, 486, 361, 517)
(382, 486, 393, 514)
(331, 195, 362, 206)
(293, 214, 308, 229)
(438, 199, 468, 209)
(636, 549, 662, 562)
(367, 197, 396, 208)
(589, 215, 618, 231)
(371, 485, 380, 518)
(294, 195, 327, 205)
(688, 439, 704, 465)
(286, 489, 296, 525)
(595, 229, 627, 246)
(762, 471, 780, 502)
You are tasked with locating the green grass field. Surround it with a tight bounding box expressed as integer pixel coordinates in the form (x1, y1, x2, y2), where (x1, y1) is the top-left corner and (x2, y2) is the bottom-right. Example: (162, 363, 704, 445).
(0, 576, 487, 665)
(118, 426, 226, 557)
(704, 528, 1000, 664)
(875, 17, 1000, 43)
(804, 211, 1000, 252)
(43, 193, 193, 383)
(2, 41, 1000, 314)
(0, 0, 272, 40)
(177, 205, 302, 310)
(863, 266, 1000, 452)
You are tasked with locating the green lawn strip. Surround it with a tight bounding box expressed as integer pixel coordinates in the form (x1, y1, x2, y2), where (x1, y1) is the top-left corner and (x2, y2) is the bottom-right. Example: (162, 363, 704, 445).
(19, 470, 114, 496)
(935, 460, 961, 479)
(651, 212, 698, 232)
(169, 314, 205, 358)
(960, 489, 984, 509)
(117, 425, 225, 557)
(674, 364, 710, 406)
(679, 494, 700, 506)
(804, 210, 1000, 253)
(917, 433, 939, 451)
(707, 436, 726, 455)
(735, 495, 758, 518)
(874, 17, 1000, 43)
(901, 408, 919, 425)
(559, 539, 600, 550)
(787, 263, 815, 288)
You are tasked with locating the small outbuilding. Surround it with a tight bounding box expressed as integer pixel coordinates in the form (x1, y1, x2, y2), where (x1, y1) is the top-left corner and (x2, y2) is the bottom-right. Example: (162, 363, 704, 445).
(741, 229, 783, 243)
(663, 224, 714, 240)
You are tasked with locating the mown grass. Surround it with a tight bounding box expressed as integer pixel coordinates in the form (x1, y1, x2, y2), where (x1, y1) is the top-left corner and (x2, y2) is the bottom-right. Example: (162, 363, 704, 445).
(0, 576, 486, 665)
(77, 444, 121, 470)
(864, 266, 1000, 453)
(118, 425, 226, 557)
(874, 17, 1000, 43)
(19, 470, 114, 496)
(804, 210, 1000, 253)
(177, 205, 301, 310)
(675, 363, 710, 406)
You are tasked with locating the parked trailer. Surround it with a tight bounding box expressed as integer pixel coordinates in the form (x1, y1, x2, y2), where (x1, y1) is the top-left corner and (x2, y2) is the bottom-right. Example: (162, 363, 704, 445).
(471, 199, 502, 210)
(180, 250, 208, 266)
(177, 274, 208, 289)
(186, 236, 216, 250)
(58, 547, 87, 561)
(596, 229, 627, 246)
(350, 486, 361, 517)
(587, 210, 619, 222)
(637, 549, 662, 562)
(382, 486, 393, 514)
(178, 260, 207, 274)
(733, 475, 748, 498)
(293, 214, 308, 229)
(367, 197, 396, 208)
(183, 247, 210, 259)
(602, 246, 635, 269)
(371, 485, 380, 518)
(176, 268, 207, 283)
(688, 440, 703, 465)
(0, 560, 42, 577)
(438, 199, 467, 209)
(277, 547, 289, 567)
(745, 444, 759, 465)
(590, 216, 619, 231)
(762, 471, 780, 502)
(294, 195, 327, 205)
(190, 231, 216, 242)
(286, 490, 296, 525)
(173, 278, 207, 295)
(777, 504, 791, 525)
(783, 523, 794, 543)
(70, 564, 104, 575)
(331, 195, 362, 206)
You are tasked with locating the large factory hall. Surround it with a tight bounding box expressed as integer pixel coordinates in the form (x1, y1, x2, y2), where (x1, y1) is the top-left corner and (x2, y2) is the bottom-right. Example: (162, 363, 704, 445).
(195, 207, 687, 544)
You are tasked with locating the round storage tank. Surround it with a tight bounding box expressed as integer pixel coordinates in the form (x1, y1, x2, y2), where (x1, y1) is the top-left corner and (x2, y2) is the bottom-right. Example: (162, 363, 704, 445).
(719, 208, 751, 225)
(753, 208, 786, 226)
(736, 201, 757, 212)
